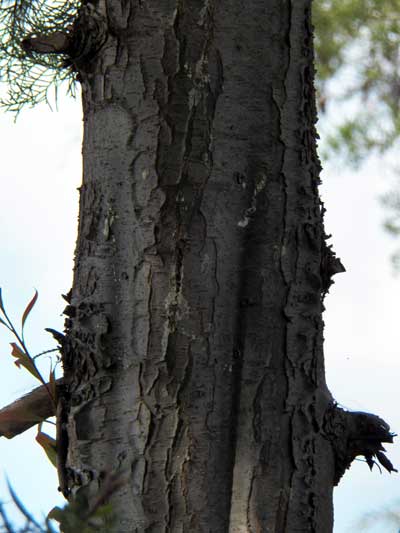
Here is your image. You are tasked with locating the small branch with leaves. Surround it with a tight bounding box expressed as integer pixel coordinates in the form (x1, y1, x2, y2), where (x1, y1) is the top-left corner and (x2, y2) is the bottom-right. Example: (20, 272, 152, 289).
(0, 474, 121, 533)
(0, 289, 62, 464)
(0, 0, 108, 114)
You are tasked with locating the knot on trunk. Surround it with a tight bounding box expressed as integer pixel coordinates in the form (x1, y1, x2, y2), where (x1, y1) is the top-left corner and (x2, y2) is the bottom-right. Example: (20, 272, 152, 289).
(21, 3, 107, 69)
(68, 3, 108, 69)
(21, 31, 72, 55)
(323, 403, 397, 485)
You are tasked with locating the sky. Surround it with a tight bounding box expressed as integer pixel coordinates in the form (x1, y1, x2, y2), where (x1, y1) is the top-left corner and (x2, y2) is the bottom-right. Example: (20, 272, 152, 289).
(322, 155, 400, 533)
(0, 89, 399, 532)
(0, 93, 81, 526)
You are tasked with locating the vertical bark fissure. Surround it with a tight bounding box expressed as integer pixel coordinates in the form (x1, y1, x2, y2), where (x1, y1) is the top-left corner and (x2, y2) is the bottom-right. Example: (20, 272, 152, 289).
(279, 2, 334, 530)
(61, 1, 340, 531)
(134, 1, 235, 530)
(225, 1, 294, 530)
(225, 0, 336, 531)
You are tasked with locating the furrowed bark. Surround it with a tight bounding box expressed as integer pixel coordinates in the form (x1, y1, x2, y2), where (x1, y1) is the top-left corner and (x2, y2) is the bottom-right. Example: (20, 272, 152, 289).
(226, 2, 335, 530)
(53, 1, 396, 532)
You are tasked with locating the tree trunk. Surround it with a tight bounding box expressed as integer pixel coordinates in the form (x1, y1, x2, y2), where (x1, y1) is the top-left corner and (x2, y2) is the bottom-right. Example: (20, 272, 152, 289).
(59, 1, 393, 532)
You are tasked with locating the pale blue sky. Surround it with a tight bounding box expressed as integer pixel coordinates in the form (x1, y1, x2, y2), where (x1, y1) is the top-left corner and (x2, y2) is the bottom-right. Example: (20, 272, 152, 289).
(0, 93, 81, 526)
(0, 89, 399, 532)
(322, 155, 400, 532)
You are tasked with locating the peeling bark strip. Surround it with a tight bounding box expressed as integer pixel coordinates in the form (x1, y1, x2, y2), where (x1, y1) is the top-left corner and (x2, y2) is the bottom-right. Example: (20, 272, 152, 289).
(55, 0, 395, 532)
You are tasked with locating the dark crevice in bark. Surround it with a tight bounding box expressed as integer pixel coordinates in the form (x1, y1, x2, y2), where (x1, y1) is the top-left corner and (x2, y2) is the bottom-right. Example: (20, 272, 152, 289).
(142, 2, 233, 529)
(55, 0, 397, 531)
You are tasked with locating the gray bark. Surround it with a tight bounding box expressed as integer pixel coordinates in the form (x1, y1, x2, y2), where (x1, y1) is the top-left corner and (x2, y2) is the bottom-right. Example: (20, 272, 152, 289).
(61, 1, 337, 531)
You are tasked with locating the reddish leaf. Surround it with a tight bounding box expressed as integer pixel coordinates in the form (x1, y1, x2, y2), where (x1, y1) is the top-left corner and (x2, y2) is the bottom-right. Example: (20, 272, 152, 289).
(10, 342, 42, 382)
(21, 290, 38, 330)
(10, 342, 25, 358)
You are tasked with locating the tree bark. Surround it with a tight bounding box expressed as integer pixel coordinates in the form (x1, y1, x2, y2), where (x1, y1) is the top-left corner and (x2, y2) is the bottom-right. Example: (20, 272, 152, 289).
(58, 1, 392, 532)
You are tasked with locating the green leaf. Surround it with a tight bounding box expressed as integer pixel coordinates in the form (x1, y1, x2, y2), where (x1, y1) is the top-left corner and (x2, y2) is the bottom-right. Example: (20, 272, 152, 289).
(36, 429, 57, 467)
(48, 506, 64, 524)
(21, 289, 38, 330)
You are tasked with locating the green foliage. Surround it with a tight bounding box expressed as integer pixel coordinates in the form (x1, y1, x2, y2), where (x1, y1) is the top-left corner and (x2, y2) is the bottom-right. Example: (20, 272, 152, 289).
(314, 1, 400, 262)
(382, 189, 400, 236)
(0, 0, 80, 114)
(49, 492, 115, 533)
(0, 479, 117, 533)
(314, 0, 400, 163)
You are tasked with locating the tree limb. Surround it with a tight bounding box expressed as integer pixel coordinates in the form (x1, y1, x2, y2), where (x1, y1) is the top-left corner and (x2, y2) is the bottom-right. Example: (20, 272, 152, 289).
(0, 379, 62, 438)
(21, 32, 72, 55)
